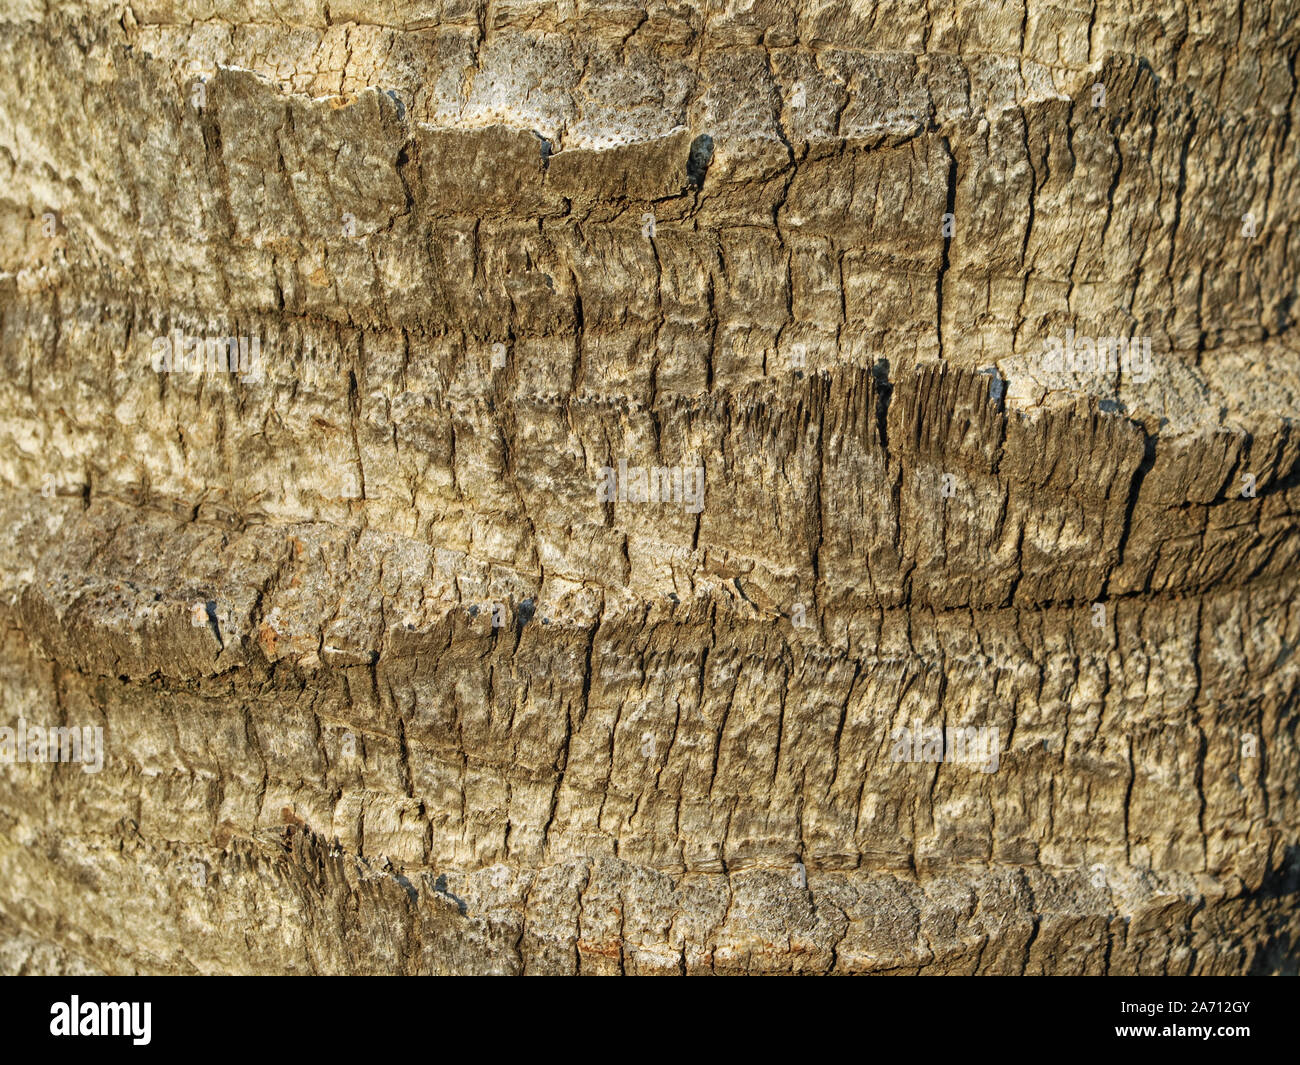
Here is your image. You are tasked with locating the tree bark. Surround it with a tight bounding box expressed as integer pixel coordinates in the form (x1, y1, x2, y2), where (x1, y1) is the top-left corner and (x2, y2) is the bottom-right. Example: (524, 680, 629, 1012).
(0, 1, 1297, 974)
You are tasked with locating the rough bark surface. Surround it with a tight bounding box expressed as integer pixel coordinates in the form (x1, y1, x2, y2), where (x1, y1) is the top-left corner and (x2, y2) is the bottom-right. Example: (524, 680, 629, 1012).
(1, 1, 1298, 974)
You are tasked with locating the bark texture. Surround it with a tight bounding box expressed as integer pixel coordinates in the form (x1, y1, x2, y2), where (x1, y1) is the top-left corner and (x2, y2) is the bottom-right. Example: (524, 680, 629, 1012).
(1, 1, 1298, 974)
